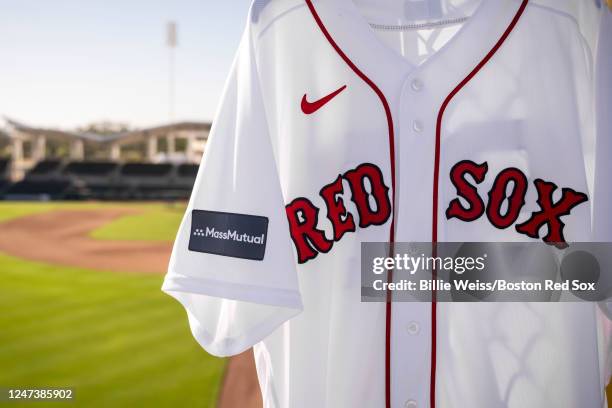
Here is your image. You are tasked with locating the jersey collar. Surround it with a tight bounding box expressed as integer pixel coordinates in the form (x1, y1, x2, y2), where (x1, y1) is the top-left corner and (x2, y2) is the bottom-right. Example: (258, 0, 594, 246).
(308, 0, 528, 106)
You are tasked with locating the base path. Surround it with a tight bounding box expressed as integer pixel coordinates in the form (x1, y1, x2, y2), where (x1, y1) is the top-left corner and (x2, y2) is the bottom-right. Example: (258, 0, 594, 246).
(0, 208, 172, 273)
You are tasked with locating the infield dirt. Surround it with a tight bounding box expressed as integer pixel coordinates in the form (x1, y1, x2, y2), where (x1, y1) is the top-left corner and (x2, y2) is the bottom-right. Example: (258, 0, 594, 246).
(0, 208, 171, 273)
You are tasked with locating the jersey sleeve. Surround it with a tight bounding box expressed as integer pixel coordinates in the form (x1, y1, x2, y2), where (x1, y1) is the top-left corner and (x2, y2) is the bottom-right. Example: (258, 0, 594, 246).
(162, 23, 302, 357)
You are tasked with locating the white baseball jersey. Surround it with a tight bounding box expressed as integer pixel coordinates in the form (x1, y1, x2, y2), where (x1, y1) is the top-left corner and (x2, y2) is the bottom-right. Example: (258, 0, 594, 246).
(163, 1, 612, 407)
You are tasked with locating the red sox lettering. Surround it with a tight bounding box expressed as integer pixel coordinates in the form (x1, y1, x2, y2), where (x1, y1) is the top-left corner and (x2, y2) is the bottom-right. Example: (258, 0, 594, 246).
(445, 160, 589, 249)
(285, 159, 589, 263)
(285, 163, 391, 263)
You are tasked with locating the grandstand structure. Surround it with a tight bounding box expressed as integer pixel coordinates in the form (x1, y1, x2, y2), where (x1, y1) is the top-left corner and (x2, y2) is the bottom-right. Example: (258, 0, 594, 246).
(0, 118, 209, 200)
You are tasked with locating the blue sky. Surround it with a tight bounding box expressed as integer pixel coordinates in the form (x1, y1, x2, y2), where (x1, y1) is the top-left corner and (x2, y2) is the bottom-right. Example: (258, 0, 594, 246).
(0, 0, 251, 129)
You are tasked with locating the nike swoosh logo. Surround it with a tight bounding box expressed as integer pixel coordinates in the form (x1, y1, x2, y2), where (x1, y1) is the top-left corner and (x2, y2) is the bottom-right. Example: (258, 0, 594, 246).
(301, 85, 347, 114)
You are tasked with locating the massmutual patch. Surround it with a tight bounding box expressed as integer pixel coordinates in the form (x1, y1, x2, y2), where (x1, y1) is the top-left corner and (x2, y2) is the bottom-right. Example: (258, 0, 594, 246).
(189, 209, 268, 260)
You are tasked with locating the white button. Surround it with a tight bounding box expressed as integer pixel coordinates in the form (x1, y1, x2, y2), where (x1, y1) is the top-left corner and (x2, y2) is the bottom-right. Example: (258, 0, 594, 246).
(405, 399, 418, 408)
(407, 321, 420, 335)
(411, 78, 424, 92)
(413, 120, 424, 133)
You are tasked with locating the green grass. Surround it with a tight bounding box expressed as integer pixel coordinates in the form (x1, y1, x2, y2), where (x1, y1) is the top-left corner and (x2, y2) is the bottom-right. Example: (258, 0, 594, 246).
(0, 202, 225, 407)
(89, 204, 186, 242)
(0, 201, 181, 224)
(0, 202, 105, 223)
(0, 253, 225, 408)
(0, 201, 186, 242)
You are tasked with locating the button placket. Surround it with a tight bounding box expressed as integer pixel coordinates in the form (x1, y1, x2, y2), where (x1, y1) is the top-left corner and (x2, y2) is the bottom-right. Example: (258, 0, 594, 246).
(407, 321, 420, 335)
(405, 399, 418, 408)
(410, 78, 424, 92)
(393, 77, 433, 408)
(412, 120, 424, 133)
(407, 77, 425, 134)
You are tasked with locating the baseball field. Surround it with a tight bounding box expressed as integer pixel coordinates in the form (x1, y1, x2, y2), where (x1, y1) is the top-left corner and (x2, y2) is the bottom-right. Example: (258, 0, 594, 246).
(0, 202, 225, 407)
(1, 201, 611, 407)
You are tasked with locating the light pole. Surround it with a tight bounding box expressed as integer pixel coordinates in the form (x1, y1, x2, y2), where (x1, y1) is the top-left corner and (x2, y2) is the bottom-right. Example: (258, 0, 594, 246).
(167, 21, 177, 123)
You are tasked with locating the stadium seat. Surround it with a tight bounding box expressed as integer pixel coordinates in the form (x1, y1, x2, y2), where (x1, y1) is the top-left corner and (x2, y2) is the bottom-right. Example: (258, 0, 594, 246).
(0, 180, 9, 196)
(60, 161, 121, 200)
(0, 159, 199, 201)
(117, 163, 175, 199)
(169, 164, 199, 199)
(63, 161, 119, 176)
(3, 180, 72, 200)
(176, 163, 198, 178)
(0, 158, 10, 175)
(28, 160, 63, 176)
(121, 163, 173, 177)
(0, 159, 12, 198)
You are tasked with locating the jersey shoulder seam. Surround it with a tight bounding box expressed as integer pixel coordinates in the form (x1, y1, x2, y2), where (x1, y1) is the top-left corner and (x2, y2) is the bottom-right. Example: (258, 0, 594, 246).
(527, 2, 598, 58)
